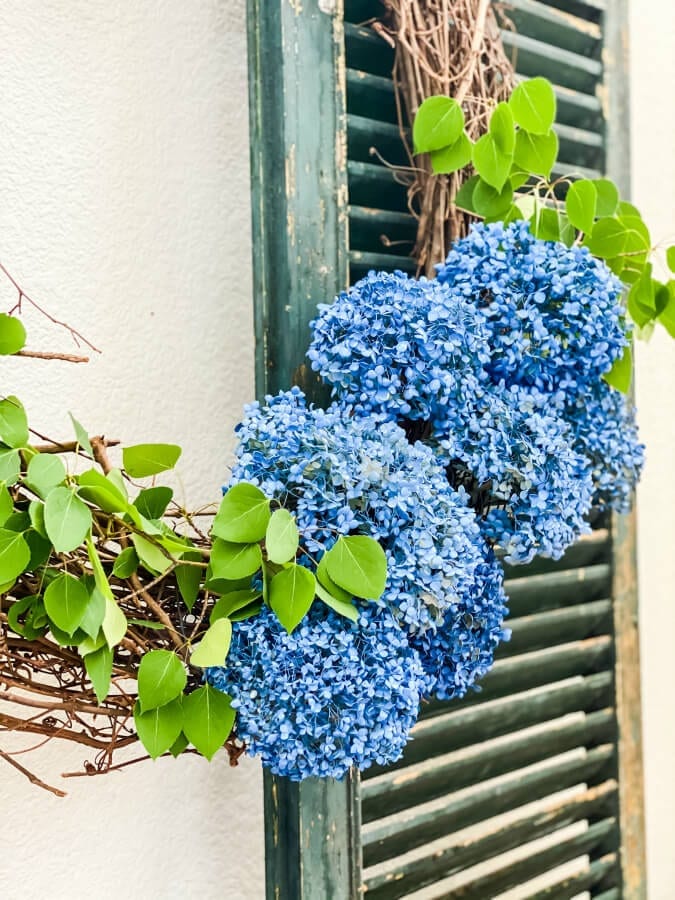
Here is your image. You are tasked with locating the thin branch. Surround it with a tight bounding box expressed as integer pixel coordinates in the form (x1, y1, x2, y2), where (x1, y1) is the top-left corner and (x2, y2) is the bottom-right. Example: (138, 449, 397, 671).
(0, 746, 67, 797)
(16, 349, 90, 364)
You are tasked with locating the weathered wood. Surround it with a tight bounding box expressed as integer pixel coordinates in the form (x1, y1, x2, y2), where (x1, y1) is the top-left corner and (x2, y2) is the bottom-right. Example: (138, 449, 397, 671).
(526, 852, 619, 899)
(362, 744, 615, 866)
(362, 707, 615, 820)
(344, 22, 394, 76)
(248, 2, 357, 898)
(363, 781, 617, 898)
(604, 0, 648, 895)
(419, 634, 613, 719)
(346, 70, 398, 122)
(346, 114, 409, 166)
(347, 160, 408, 210)
(504, 562, 610, 617)
(369, 670, 612, 779)
(501, 597, 612, 657)
(506, 0, 601, 52)
(502, 30, 602, 92)
(436, 818, 618, 900)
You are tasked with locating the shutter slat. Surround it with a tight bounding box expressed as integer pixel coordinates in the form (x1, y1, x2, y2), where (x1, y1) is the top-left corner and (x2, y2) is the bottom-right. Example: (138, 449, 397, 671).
(506, 0, 601, 52)
(368, 670, 612, 782)
(344, 22, 394, 77)
(502, 30, 602, 93)
(362, 743, 615, 866)
(428, 818, 618, 900)
(347, 114, 408, 165)
(505, 563, 610, 617)
(350, 250, 417, 274)
(348, 160, 408, 210)
(421, 634, 612, 719)
(347, 69, 397, 123)
(361, 707, 615, 820)
(503, 598, 612, 657)
(363, 781, 617, 898)
(525, 852, 619, 898)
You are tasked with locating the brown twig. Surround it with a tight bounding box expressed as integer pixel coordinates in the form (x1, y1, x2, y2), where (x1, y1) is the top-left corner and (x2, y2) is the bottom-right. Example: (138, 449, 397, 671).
(16, 349, 90, 364)
(0, 746, 67, 797)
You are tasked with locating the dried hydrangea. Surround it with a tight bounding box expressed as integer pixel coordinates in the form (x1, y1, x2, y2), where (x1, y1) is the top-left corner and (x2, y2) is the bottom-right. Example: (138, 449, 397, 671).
(435, 220, 627, 392)
(231, 387, 491, 633)
(207, 604, 423, 780)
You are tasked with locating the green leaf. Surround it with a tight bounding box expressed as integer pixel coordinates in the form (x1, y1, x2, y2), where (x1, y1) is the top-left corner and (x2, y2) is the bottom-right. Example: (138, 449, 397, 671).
(44, 487, 92, 553)
(131, 533, 172, 575)
(134, 486, 173, 519)
(565, 179, 597, 234)
(265, 508, 299, 565)
(509, 168, 531, 190)
(513, 129, 558, 178)
(182, 685, 235, 761)
(531, 206, 560, 242)
(509, 77, 556, 134)
(472, 133, 513, 191)
(658, 284, 675, 338)
(43, 573, 90, 635)
(211, 589, 262, 623)
(134, 698, 183, 759)
(592, 178, 619, 217)
(454, 175, 480, 213)
(212, 482, 270, 543)
(429, 133, 472, 175)
(77, 468, 129, 514)
(7, 595, 48, 640)
(315, 582, 359, 622)
(0, 396, 29, 448)
(229, 601, 263, 622)
(169, 732, 189, 758)
(102, 597, 128, 647)
(489, 101, 516, 154)
(84, 644, 113, 703)
(122, 443, 181, 478)
(667, 247, 675, 274)
(0, 449, 20, 486)
(79, 587, 106, 638)
(413, 96, 465, 153)
(316, 554, 352, 604)
(0, 314, 27, 355)
(627, 268, 656, 328)
(25, 528, 51, 570)
(0, 528, 30, 583)
(269, 563, 316, 633)
(112, 546, 139, 579)
(137, 649, 187, 711)
(209, 538, 262, 580)
(324, 536, 387, 600)
(603, 343, 633, 394)
(0, 483, 12, 526)
(191, 618, 232, 668)
(69, 413, 93, 455)
(472, 179, 513, 218)
(584, 217, 627, 259)
(176, 551, 202, 611)
(26, 453, 67, 499)
(127, 618, 167, 631)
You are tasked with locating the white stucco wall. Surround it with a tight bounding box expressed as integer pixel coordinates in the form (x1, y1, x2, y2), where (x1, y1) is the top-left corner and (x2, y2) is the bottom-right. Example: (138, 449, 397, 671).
(0, 2, 264, 899)
(630, 4, 675, 898)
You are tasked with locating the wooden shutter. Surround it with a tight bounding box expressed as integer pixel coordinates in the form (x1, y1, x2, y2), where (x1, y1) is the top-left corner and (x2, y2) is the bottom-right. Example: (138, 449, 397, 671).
(248, 1, 646, 897)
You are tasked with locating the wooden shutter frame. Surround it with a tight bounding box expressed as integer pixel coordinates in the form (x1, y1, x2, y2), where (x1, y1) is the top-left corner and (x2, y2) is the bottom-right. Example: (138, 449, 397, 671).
(246, 1, 647, 896)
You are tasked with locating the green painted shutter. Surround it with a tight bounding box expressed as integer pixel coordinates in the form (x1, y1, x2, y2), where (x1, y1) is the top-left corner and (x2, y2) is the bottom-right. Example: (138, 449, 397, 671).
(249, 1, 646, 897)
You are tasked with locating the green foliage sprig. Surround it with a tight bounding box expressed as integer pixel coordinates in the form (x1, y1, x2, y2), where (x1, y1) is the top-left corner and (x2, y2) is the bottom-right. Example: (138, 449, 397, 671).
(0, 314, 388, 788)
(413, 77, 675, 391)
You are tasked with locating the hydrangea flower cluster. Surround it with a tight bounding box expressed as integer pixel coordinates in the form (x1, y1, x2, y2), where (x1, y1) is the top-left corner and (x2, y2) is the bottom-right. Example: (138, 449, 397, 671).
(436, 220, 627, 392)
(209, 220, 644, 781)
(231, 387, 491, 634)
(308, 270, 490, 424)
(207, 604, 423, 780)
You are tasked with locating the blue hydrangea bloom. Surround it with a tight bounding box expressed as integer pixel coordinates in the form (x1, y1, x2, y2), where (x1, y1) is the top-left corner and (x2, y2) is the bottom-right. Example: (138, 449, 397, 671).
(436, 383, 594, 564)
(436, 220, 627, 392)
(206, 604, 423, 780)
(308, 270, 490, 425)
(564, 379, 644, 513)
(231, 387, 491, 633)
(412, 550, 510, 701)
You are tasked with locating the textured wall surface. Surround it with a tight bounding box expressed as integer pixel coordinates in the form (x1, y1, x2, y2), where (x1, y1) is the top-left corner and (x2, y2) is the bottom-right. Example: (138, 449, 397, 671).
(630, 4, 675, 898)
(0, 2, 264, 899)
